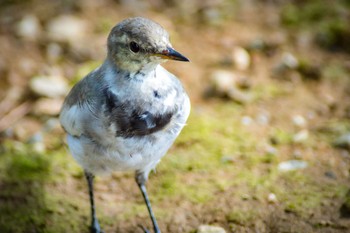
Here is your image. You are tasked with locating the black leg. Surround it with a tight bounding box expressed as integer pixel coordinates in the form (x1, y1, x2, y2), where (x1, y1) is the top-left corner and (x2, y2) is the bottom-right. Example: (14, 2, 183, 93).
(135, 171, 161, 233)
(85, 171, 103, 233)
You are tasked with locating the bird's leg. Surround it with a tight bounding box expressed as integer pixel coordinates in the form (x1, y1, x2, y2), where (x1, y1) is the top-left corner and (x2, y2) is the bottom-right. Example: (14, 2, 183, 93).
(135, 171, 161, 233)
(85, 171, 103, 233)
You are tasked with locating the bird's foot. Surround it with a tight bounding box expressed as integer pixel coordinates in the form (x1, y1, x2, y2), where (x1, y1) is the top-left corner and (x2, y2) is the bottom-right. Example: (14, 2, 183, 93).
(90, 227, 104, 233)
(90, 220, 104, 233)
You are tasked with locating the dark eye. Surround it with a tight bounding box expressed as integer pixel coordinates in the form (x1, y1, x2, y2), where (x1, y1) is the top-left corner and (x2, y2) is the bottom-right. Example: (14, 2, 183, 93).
(129, 41, 140, 53)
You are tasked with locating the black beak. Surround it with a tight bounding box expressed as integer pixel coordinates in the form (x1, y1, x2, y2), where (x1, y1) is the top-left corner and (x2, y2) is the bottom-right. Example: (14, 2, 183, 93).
(156, 47, 189, 62)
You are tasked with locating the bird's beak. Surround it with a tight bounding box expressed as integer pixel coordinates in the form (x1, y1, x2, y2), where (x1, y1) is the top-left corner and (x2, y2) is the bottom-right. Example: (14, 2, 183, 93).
(155, 47, 189, 62)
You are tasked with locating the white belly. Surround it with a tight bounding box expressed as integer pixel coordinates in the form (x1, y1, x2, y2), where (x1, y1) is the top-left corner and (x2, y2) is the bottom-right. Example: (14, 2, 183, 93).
(66, 127, 180, 175)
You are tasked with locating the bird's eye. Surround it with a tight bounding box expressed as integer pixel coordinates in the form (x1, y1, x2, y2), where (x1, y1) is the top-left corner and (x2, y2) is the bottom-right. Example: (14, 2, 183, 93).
(129, 41, 140, 53)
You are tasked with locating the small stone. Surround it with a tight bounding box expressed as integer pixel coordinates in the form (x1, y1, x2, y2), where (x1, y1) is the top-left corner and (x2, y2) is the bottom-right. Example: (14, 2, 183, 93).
(281, 52, 298, 69)
(227, 88, 252, 104)
(273, 52, 299, 76)
(256, 113, 270, 126)
(278, 160, 308, 172)
(16, 14, 41, 40)
(221, 155, 236, 164)
(241, 116, 253, 126)
(210, 70, 237, 94)
(198, 225, 226, 233)
(43, 118, 61, 132)
(30, 75, 69, 98)
(232, 47, 250, 70)
(33, 141, 46, 153)
(324, 171, 337, 179)
(333, 133, 350, 150)
(265, 145, 277, 156)
(12, 117, 42, 141)
(47, 15, 88, 43)
(292, 115, 307, 127)
(241, 194, 250, 200)
(47, 43, 63, 62)
(292, 149, 303, 159)
(268, 193, 278, 203)
(293, 130, 309, 143)
(33, 98, 64, 116)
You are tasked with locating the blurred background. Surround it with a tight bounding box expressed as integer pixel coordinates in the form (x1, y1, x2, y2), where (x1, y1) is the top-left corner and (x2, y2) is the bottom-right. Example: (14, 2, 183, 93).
(1, 0, 350, 232)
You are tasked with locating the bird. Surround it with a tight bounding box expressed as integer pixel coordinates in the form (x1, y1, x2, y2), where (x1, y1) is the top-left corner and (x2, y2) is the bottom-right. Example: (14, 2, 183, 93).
(59, 17, 190, 233)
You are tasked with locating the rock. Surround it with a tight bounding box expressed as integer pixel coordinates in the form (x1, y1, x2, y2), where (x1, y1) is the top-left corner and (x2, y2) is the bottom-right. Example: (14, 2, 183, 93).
(16, 14, 41, 40)
(293, 130, 309, 143)
(256, 113, 270, 126)
(28, 132, 46, 153)
(208, 70, 251, 103)
(273, 52, 299, 75)
(47, 15, 88, 43)
(268, 193, 278, 203)
(282, 52, 299, 69)
(333, 133, 350, 150)
(43, 118, 61, 132)
(278, 160, 308, 172)
(265, 145, 277, 156)
(241, 116, 253, 126)
(232, 47, 250, 70)
(33, 98, 64, 116)
(227, 88, 252, 104)
(46, 43, 63, 62)
(221, 155, 236, 164)
(292, 115, 307, 127)
(30, 75, 69, 98)
(197, 225, 226, 233)
(210, 70, 237, 94)
(247, 38, 278, 55)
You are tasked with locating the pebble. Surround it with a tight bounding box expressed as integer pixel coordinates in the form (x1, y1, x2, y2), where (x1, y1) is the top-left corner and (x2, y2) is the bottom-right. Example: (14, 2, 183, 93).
(273, 52, 299, 75)
(241, 116, 253, 126)
(47, 15, 88, 43)
(46, 43, 63, 62)
(209, 70, 251, 103)
(293, 130, 309, 143)
(16, 14, 41, 40)
(197, 225, 226, 233)
(281, 52, 299, 69)
(333, 133, 350, 150)
(227, 88, 252, 104)
(292, 115, 307, 127)
(265, 145, 278, 156)
(33, 98, 64, 116)
(43, 118, 61, 132)
(210, 70, 237, 94)
(30, 75, 69, 98)
(232, 47, 250, 70)
(256, 113, 270, 126)
(278, 160, 308, 172)
(268, 193, 278, 203)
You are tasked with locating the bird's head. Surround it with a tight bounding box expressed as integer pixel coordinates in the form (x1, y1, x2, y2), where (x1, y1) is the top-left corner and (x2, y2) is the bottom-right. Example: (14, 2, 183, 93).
(107, 17, 189, 73)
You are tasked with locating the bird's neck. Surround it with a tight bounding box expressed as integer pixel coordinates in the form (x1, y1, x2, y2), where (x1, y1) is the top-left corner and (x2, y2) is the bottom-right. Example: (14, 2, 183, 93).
(102, 57, 158, 83)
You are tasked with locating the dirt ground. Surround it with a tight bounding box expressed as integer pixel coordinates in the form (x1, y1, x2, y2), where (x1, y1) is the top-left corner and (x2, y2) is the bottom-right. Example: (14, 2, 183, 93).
(1, 1, 350, 233)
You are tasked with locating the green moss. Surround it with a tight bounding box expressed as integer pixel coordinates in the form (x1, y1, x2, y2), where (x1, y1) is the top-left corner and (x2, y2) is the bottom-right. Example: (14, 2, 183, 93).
(226, 209, 258, 226)
(270, 128, 293, 145)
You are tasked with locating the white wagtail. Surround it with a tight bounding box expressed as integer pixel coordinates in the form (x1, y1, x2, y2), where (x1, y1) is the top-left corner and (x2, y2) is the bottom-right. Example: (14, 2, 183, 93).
(60, 17, 190, 233)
